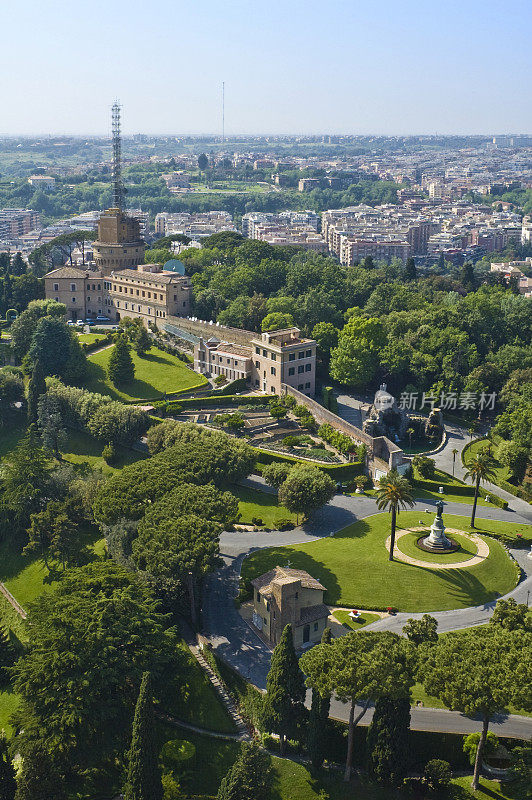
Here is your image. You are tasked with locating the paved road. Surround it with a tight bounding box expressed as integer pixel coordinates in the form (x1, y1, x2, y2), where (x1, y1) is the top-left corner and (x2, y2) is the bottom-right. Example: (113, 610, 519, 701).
(433, 420, 532, 522)
(203, 483, 531, 737)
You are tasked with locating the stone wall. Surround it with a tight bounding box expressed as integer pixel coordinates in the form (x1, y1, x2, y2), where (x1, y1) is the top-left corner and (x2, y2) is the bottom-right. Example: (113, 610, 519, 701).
(166, 315, 255, 348)
(282, 384, 406, 475)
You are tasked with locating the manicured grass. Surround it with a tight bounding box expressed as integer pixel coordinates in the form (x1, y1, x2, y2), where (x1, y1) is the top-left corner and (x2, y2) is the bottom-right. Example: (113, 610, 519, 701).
(242, 512, 522, 612)
(451, 775, 528, 800)
(77, 332, 107, 345)
(414, 468, 495, 507)
(332, 609, 381, 630)
(85, 344, 208, 401)
(164, 641, 236, 734)
(0, 689, 19, 737)
(396, 530, 480, 563)
(62, 428, 145, 474)
(463, 437, 511, 484)
(231, 484, 297, 527)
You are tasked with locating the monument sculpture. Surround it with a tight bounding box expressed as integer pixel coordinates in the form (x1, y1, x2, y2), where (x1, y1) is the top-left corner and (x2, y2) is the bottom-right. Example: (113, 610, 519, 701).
(419, 501, 458, 553)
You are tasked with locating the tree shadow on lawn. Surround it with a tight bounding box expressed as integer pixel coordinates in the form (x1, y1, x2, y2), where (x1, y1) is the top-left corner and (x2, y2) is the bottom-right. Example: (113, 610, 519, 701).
(86, 359, 159, 400)
(404, 561, 502, 608)
(242, 546, 342, 606)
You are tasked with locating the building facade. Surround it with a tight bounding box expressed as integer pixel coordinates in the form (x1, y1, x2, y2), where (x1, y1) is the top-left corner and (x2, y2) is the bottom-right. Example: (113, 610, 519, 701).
(192, 327, 317, 397)
(251, 567, 329, 648)
(92, 208, 146, 275)
(45, 263, 191, 322)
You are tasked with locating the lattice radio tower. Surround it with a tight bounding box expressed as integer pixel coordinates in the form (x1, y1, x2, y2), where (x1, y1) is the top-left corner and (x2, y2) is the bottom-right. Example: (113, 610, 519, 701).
(112, 101, 124, 209)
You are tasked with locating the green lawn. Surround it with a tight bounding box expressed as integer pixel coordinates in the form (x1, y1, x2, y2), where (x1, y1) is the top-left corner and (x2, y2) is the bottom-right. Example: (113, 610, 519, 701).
(231, 484, 297, 527)
(242, 512, 522, 612)
(332, 609, 381, 630)
(85, 345, 208, 401)
(463, 438, 530, 503)
(0, 689, 19, 737)
(0, 413, 26, 459)
(77, 332, 107, 345)
(414, 468, 496, 507)
(396, 531, 480, 564)
(164, 641, 236, 734)
(62, 428, 144, 474)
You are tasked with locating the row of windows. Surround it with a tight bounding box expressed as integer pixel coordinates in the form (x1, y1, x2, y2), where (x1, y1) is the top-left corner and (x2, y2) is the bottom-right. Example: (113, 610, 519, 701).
(289, 364, 313, 375)
(115, 285, 165, 301)
(254, 347, 313, 361)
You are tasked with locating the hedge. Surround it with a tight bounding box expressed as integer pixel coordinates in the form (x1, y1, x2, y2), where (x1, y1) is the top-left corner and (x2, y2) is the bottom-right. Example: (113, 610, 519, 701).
(80, 332, 117, 353)
(162, 394, 269, 409)
(414, 476, 508, 509)
(254, 447, 364, 480)
(499, 479, 532, 502)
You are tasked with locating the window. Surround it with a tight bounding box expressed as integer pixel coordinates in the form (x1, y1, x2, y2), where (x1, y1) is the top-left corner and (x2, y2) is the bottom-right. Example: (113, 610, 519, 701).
(288, 353, 295, 361)
(55, 297, 59, 302)
(314, 622, 319, 632)
(255, 360, 260, 368)
(305, 382, 311, 389)
(255, 346, 260, 355)
(298, 384, 304, 390)
(305, 363, 312, 372)
(136, 290, 139, 296)
(70, 283, 76, 291)
(262, 349, 268, 357)
(53, 283, 59, 291)
(298, 351, 305, 359)
(71, 297, 76, 303)
(295, 591, 298, 599)
(298, 365, 304, 374)
(271, 353, 277, 361)
(270, 367, 276, 376)
(288, 367, 295, 376)
(306, 349, 312, 357)
(174, 294, 177, 301)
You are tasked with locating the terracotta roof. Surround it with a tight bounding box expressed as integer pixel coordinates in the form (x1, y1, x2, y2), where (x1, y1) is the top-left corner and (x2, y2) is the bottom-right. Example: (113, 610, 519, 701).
(251, 566, 326, 594)
(298, 604, 330, 625)
(44, 266, 91, 279)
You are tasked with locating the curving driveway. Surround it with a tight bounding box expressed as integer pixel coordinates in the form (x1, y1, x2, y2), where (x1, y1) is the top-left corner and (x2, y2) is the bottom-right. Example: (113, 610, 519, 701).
(202, 480, 532, 737)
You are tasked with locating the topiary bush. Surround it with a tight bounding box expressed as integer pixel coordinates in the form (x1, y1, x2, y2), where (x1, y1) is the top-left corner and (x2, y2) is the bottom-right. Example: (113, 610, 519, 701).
(159, 739, 196, 773)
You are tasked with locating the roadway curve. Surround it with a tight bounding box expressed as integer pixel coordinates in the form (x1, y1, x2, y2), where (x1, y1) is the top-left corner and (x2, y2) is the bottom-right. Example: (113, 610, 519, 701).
(202, 479, 532, 738)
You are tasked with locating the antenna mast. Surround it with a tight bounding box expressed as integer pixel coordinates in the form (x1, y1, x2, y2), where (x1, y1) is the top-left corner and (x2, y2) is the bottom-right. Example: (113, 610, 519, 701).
(222, 82, 225, 143)
(112, 101, 124, 209)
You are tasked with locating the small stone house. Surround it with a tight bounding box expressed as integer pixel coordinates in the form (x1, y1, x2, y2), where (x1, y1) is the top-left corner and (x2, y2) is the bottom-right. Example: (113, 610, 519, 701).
(251, 567, 329, 648)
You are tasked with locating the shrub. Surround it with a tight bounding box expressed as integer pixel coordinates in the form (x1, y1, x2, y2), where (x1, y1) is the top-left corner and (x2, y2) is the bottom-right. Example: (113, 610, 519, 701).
(251, 517, 263, 526)
(423, 759, 452, 792)
(275, 517, 295, 530)
(463, 731, 499, 766)
(413, 455, 437, 480)
(214, 374, 227, 386)
(160, 739, 196, 772)
(102, 442, 116, 465)
(318, 422, 359, 455)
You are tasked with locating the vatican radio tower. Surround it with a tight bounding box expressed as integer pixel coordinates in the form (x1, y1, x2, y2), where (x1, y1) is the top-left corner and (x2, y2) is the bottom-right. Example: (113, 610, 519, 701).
(111, 101, 124, 209)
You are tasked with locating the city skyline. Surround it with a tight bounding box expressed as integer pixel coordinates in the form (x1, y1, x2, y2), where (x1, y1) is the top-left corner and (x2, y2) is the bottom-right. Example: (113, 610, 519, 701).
(2, 0, 532, 137)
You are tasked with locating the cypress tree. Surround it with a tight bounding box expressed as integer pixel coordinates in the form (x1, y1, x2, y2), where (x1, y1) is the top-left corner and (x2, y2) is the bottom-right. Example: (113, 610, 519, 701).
(261, 624, 305, 756)
(404, 257, 417, 281)
(307, 627, 332, 771)
(216, 741, 272, 800)
(108, 335, 135, 386)
(366, 695, 411, 787)
(14, 742, 65, 800)
(27, 360, 46, 424)
(0, 731, 16, 800)
(123, 672, 163, 800)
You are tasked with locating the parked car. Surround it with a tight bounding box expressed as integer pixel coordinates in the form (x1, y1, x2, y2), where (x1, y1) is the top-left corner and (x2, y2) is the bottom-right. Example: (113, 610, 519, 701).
(96, 315, 110, 322)
(67, 320, 75, 326)
(75, 320, 85, 327)
(84, 318, 96, 325)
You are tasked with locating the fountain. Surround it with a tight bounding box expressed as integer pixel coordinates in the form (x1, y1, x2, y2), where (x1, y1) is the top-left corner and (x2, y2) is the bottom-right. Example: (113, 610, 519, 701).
(417, 501, 459, 554)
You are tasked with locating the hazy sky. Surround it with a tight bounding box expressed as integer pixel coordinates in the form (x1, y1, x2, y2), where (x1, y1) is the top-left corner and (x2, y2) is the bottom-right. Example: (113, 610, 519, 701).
(2, 0, 531, 136)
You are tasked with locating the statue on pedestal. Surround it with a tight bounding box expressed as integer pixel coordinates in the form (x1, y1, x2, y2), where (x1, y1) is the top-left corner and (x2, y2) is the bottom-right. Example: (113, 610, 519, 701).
(422, 501, 454, 552)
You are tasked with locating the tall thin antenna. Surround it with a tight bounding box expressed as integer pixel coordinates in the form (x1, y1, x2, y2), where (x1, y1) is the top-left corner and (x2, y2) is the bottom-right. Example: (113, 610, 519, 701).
(112, 101, 124, 209)
(222, 82, 225, 143)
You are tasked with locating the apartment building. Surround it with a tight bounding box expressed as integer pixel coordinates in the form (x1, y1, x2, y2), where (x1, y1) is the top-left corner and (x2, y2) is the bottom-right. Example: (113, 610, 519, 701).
(193, 327, 317, 396)
(28, 175, 56, 190)
(154, 211, 236, 239)
(0, 209, 41, 240)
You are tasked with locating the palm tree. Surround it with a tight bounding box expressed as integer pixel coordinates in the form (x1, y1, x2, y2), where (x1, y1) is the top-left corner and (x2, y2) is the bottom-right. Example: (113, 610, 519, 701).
(376, 470, 415, 561)
(463, 452, 498, 528)
(406, 427, 414, 450)
(451, 448, 459, 477)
